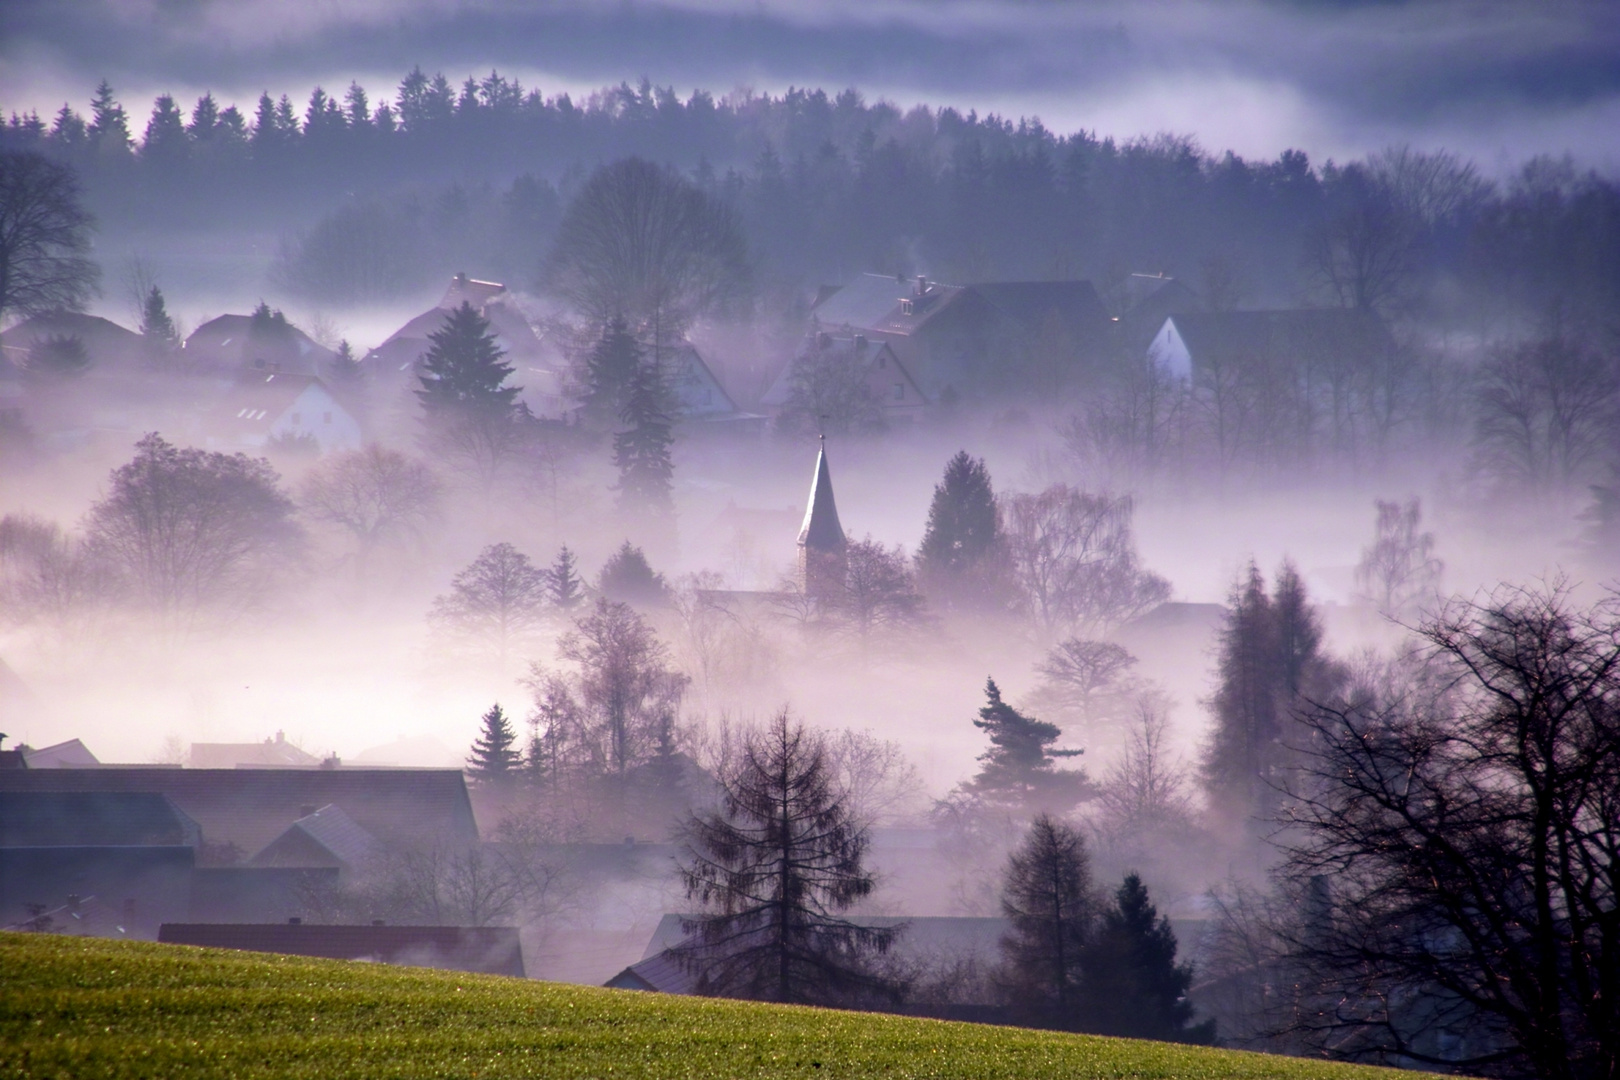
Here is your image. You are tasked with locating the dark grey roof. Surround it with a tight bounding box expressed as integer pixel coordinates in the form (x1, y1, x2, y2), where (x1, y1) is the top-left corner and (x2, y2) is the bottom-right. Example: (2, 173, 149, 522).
(796, 442, 846, 552)
(0, 768, 479, 853)
(250, 804, 380, 870)
(966, 281, 1110, 337)
(1164, 309, 1394, 368)
(0, 791, 201, 848)
(158, 923, 525, 977)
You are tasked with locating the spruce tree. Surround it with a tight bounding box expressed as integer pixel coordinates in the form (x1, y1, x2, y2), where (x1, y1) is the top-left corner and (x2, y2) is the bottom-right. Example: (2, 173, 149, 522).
(580, 316, 642, 430)
(467, 702, 520, 785)
(140, 286, 178, 346)
(1077, 873, 1215, 1043)
(998, 812, 1096, 1029)
(612, 355, 676, 519)
(415, 301, 519, 419)
(968, 677, 1088, 812)
(328, 339, 362, 381)
(597, 540, 669, 607)
(916, 451, 1007, 609)
(547, 545, 584, 611)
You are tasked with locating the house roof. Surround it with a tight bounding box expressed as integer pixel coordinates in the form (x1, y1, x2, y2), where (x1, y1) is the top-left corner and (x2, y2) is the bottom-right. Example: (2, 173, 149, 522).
(797, 440, 846, 552)
(760, 334, 927, 411)
(0, 768, 480, 854)
(0, 791, 202, 847)
(0, 312, 143, 361)
(20, 738, 100, 769)
(811, 274, 969, 337)
(158, 923, 525, 977)
(372, 275, 544, 367)
(966, 280, 1110, 336)
(190, 735, 321, 770)
(440, 274, 507, 310)
(1162, 309, 1394, 367)
(250, 804, 379, 870)
(658, 341, 740, 417)
(201, 372, 348, 443)
(184, 315, 337, 376)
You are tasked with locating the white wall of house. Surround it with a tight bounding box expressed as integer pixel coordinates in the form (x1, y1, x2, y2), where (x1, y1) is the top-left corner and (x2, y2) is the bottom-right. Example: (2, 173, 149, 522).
(267, 385, 362, 451)
(1148, 317, 1193, 380)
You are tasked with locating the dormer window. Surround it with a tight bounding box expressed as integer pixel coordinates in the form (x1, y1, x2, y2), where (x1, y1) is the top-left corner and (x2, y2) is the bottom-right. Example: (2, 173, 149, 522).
(899, 298, 914, 316)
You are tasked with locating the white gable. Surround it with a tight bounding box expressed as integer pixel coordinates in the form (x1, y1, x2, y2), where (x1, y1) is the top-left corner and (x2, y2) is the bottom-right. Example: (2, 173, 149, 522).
(1148, 317, 1192, 381)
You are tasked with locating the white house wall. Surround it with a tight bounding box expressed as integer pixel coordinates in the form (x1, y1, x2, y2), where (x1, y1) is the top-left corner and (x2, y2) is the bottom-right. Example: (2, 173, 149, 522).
(269, 386, 363, 451)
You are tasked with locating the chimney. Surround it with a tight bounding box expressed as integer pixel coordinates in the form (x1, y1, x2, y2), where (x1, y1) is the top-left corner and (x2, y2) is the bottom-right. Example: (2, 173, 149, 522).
(915, 275, 927, 296)
(275, 730, 285, 744)
(853, 334, 867, 353)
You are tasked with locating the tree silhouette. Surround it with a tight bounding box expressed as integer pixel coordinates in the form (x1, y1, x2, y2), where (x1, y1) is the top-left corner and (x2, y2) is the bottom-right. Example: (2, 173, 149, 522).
(677, 709, 902, 1005)
(416, 301, 526, 487)
(467, 703, 520, 786)
(916, 451, 1006, 610)
(547, 545, 584, 611)
(968, 677, 1088, 812)
(429, 542, 548, 668)
(998, 812, 1096, 1029)
(0, 151, 99, 324)
(1077, 873, 1214, 1043)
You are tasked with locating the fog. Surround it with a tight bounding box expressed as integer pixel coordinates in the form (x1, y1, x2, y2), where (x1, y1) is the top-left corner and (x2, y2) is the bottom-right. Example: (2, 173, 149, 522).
(2, 3, 1618, 1044)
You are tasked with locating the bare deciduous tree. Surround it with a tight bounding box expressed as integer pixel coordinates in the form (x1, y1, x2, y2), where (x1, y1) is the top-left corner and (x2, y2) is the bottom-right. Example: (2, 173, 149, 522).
(84, 433, 302, 626)
(0, 151, 100, 324)
(1474, 333, 1619, 494)
(299, 443, 442, 570)
(0, 512, 109, 628)
(825, 728, 927, 826)
(1033, 638, 1139, 731)
(1002, 485, 1169, 639)
(428, 542, 549, 669)
(1353, 496, 1443, 618)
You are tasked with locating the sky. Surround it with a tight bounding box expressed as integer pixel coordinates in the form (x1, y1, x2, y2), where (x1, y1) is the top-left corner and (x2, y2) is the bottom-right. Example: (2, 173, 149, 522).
(4, 0, 1620, 174)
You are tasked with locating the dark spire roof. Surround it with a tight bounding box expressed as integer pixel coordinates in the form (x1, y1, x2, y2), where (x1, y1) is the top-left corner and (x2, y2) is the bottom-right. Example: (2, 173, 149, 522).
(797, 437, 846, 551)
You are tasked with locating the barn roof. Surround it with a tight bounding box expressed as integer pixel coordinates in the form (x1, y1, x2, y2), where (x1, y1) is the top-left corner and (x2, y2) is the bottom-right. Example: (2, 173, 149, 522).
(0, 791, 201, 848)
(0, 768, 479, 853)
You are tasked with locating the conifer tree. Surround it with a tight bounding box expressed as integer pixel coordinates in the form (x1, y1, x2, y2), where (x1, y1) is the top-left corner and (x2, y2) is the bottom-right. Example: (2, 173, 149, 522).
(916, 451, 1007, 609)
(416, 301, 525, 486)
(328, 339, 362, 381)
(547, 545, 584, 610)
(677, 710, 902, 1005)
(87, 81, 132, 156)
(597, 540, 669, 607)
(467, 702, 521, 785)
(139, 286, 178, 346)
(968, 677, 1089, 811)
(1077, 873, 1215, 1043)
(998, 812, 1096, 1029)
(612, 354, 676, 519)
(580, 316, 642, 430)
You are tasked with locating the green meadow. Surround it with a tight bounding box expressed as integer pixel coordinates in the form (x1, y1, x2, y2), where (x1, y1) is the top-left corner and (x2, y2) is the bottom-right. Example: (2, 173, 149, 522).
(1, 932, 1441, 1079)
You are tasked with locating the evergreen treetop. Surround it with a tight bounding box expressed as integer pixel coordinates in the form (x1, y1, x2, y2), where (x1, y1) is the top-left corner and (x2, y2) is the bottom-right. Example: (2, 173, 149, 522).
(416, 301, 520, 418)
(140, 286, 178, 344)
(467, 702, 521, 784)
(612, 352, 676, 518)
(998, 812, 1096, 1028)
(917, 451, 1000, 574)
(1077, 873, 1215, 1044)
(581, 316, 643, 429)
(548, 545, 584, 610)
(969, 677, 1088, 811)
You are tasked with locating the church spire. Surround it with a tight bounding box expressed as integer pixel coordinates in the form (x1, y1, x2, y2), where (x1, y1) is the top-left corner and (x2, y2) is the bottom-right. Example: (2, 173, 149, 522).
(796, 435, 847, 598)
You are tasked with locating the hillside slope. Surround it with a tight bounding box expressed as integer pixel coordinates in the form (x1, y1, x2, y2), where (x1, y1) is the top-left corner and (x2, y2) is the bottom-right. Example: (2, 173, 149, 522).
(1, 932, 1441, 1079)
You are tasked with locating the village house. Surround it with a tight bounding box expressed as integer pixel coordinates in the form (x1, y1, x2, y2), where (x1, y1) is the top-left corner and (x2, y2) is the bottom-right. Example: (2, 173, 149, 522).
(202, 371, 363, 453)
(759, 331, 929, 425)
(184, 312, 338, 377)
(1146, 308, 1397, 381)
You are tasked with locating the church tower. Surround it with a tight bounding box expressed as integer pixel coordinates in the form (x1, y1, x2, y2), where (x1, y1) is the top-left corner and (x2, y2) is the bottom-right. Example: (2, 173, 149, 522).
(796, 436, 847, 599)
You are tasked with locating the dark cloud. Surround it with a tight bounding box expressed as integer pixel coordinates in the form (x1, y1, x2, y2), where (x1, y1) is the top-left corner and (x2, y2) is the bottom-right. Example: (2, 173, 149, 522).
(4, 1, 1618, 168)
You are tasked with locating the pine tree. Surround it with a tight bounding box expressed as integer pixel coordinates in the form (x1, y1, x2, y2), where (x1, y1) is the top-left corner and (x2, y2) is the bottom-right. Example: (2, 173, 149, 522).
(141, 94, 190, 165)
(140, 286, 178, 346)
(968, 677, 1089, 812)
(998, 812, 1096, 1029)
(328, 339, 362, 381)
(612, 354, 676, 519)
(87, 81, 132, 156)
(677, 710, 902, 1005)
(580, 316, 642, 430)
(467, 702, 521, 785)
(547, 545, 584, 610)
(916, 451, 1007, 609)
(416, 301, 524, 485)
(1077, 873, 1215, 1043)
(597, 540, 669, 607)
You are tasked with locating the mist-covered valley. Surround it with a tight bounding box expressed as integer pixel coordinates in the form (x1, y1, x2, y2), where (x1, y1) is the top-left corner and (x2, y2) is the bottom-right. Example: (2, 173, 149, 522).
(3, 12, 1620, 1070)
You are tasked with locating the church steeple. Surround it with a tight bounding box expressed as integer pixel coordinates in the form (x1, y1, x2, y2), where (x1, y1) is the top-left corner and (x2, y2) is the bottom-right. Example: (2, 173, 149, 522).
(796, 435, 847, 598)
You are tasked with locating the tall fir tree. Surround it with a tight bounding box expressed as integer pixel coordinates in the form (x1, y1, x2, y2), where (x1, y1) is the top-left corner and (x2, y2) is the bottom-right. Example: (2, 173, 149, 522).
(467, 702, 521, 784)
(915, 450, 1008, 610)
(1077, 873, 1215, 1043)
(87, 80, 132, 156)
(1199, 561, 1340, 826)
(580, 316, 643, 430)
(139, 286, 178, 346)
(416, 301, 525, 485)
(998, 812, 1096, 1030)
(612, 353, 676, 519)
(547, 545, 584, 610)
(968, 677, 1088, 812)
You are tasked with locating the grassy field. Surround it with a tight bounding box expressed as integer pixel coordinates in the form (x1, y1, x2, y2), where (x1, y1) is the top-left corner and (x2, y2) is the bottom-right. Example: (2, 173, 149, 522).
(2, 932, 1439, 1079)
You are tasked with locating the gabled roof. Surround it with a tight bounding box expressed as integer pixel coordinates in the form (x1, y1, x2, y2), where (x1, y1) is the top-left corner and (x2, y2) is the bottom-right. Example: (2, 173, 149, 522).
(0, 768, 479, 854)
(184, 315, 337, 376)
(158, 923, 525, 977)
(811, 273, 970, 337)
(250, 804, 379, 870)
(190, 735, 321, 770)
(658, 341, 740, 418)
(966, 280, 1110, 336)
(0, 312, 143, 362)
(0, 791, 201, 847)
(372, 276, 544, 367)
(797, 440, 845, 552)
(440, 273, 507, 310)
(201, 372, 350, 443)
(760, 334, 928, 411)
(19, 738, 99, 769)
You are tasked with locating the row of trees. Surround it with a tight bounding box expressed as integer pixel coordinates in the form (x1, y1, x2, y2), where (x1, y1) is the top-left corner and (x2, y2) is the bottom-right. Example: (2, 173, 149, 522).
(10, 75, 1617, 333)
